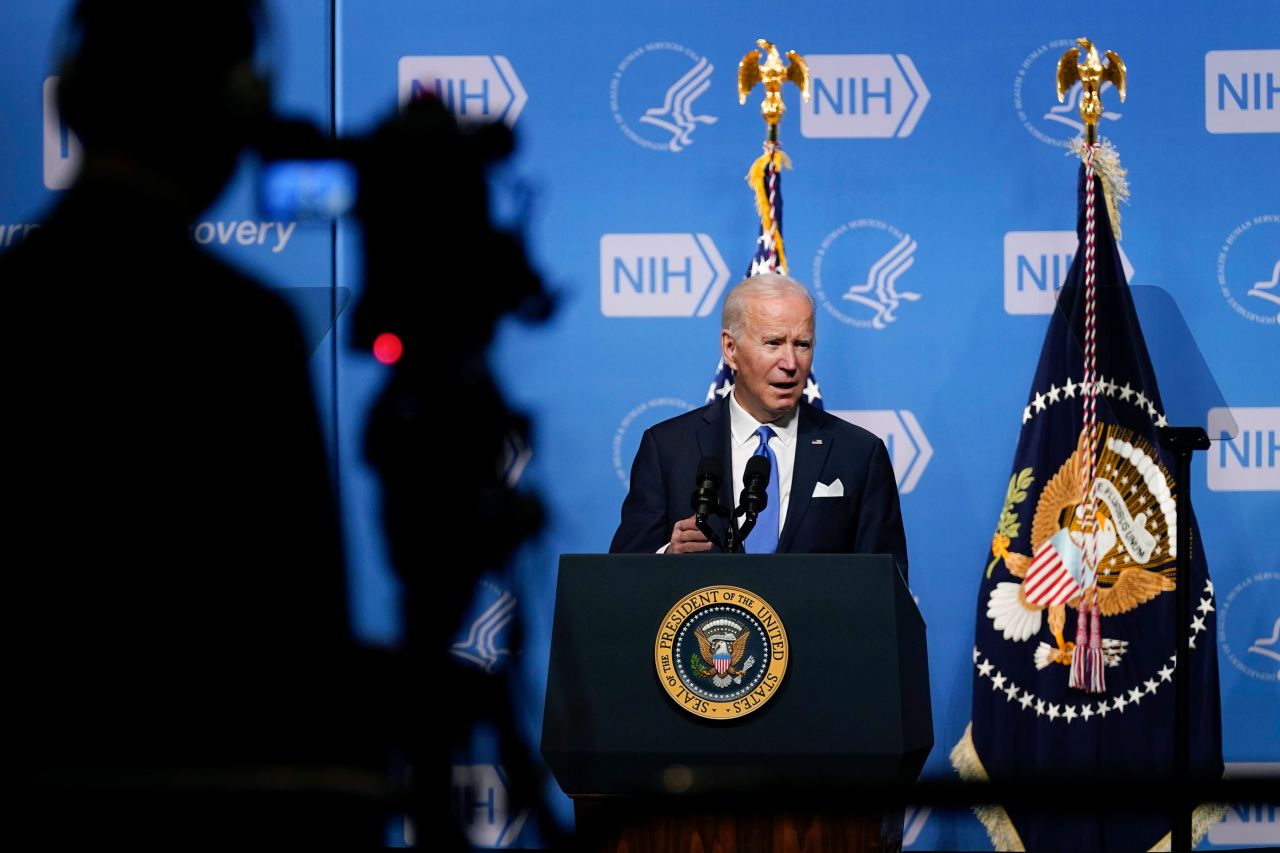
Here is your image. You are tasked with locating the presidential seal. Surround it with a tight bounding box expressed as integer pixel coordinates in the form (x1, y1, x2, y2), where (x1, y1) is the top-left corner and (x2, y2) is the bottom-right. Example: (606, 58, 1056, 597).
(654, 585, 788, 720)
(987, 423, 1177, 674)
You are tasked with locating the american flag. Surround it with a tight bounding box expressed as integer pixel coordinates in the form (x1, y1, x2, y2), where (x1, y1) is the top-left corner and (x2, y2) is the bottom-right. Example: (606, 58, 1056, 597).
(714, 648, 731, 676)
(705, 142, 822, 409)
(747, 142, 787, 276)
(1023, 531, 1085, 607)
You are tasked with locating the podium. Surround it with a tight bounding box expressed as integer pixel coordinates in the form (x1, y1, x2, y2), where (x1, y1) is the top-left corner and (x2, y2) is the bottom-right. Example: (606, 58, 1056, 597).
(542, 554, 932, 852)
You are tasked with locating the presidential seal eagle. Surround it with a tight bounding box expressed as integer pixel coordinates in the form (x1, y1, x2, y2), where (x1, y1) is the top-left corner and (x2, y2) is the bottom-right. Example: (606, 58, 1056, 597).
(987, 426, 1176, 670)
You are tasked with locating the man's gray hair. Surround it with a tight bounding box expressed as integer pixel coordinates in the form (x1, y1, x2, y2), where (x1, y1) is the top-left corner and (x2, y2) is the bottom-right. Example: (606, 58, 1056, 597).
(721, 273, 816, 342)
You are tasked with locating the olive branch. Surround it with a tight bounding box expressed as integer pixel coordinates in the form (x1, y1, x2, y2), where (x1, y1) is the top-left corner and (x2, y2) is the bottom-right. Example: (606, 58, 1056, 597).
(986, 467, 1034, 578)
(689, 652, 714, 678)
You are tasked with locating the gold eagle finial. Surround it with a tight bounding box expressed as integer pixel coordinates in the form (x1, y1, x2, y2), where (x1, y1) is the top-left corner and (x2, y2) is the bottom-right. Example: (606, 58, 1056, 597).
(738, 39, 810, 142)
(1057, 37, 1126, 146)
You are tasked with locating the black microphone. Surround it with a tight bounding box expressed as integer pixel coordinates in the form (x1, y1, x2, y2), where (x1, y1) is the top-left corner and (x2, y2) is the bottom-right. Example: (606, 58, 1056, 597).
(690, 456, 727, 553)
(733, 456, 770, 551)
(691, 456, 722, 523)
(740, 455, 770, 516)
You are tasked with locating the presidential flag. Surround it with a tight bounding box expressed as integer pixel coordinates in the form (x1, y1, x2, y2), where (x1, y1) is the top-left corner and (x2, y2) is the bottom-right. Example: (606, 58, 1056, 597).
(951, 144, 1225, 852)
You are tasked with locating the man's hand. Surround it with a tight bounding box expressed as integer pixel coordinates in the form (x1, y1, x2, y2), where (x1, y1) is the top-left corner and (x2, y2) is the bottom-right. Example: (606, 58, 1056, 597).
(667, 515, 712, 554)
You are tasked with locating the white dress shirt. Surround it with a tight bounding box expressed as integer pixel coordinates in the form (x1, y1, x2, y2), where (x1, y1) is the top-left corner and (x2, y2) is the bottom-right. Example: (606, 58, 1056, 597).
(657, 393, 800, 552)
(728, 390, 798, 536)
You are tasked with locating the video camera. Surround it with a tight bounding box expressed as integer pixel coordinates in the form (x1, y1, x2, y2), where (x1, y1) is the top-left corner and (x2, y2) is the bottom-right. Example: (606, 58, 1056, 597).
(253, 94, 551, 361)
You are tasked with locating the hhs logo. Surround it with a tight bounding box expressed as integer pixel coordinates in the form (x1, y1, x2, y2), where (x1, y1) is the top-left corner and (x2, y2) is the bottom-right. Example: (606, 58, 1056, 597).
(398, 56, 527, 126)
(451, 581, 515, 673)
(613, 398, 696, 487)
(610, 43, 717, 152)
(1004, 231, 1135, 314)
(800, 55, 929, 138)
(1218, 214, 1279, 325)
(903, 806, 931, 847)
(829, 410, 932, 493)
(43, 77, 82, 190)
(1205, 50, 1280, 134)
(1208, 407, 1279, 492)
(1218, 573, 1280, 684)
(812, 219, 922, 329)
(600, 234, 729, 317)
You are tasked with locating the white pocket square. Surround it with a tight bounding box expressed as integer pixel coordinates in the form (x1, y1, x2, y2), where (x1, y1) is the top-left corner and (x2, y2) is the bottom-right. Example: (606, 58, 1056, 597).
(812, 478, 844, 498)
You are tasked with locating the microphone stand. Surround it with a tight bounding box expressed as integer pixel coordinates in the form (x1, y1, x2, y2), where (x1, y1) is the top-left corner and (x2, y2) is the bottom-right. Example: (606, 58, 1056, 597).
(1157, 425, 1210, 853)
(696, 509, 729, 553)
(733, 508, 756, 553)
(733, 462, 770, 553)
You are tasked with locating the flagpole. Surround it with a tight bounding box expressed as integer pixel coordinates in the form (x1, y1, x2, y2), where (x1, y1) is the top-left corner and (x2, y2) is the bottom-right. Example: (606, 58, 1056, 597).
(1056, 40, 1213, 850)
(704, 40, 819, 544)
(737, 39, 810, 280)
(1058, 36, 1128, 696)
(1059, 35, 1203, 850)
(1157, 426, 1210, 853)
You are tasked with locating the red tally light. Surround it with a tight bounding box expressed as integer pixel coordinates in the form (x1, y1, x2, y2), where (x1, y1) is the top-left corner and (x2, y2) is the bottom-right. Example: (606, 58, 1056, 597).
(372, 332, 403, 365)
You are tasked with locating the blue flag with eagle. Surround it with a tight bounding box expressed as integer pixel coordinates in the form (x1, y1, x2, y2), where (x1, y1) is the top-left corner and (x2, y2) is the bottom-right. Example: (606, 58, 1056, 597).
(706, 142, 823, 408)
(950, 144, 1224, 852)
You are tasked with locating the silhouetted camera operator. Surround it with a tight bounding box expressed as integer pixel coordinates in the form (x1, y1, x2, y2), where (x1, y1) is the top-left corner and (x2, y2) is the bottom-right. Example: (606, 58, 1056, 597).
(348, 92, 555, 847)
(1, 1, 379, 843)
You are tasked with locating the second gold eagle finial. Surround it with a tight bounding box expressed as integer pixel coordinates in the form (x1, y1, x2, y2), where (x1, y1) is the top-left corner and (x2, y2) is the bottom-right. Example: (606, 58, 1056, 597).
(1057, 37, 1126, 146)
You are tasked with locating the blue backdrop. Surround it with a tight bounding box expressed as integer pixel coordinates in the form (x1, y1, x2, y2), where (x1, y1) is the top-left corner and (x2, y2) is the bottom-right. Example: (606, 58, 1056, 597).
(2, 1, 1276, 848)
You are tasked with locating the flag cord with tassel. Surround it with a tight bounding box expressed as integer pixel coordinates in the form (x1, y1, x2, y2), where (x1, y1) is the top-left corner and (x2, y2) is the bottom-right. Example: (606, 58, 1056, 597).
(1071, 143, 1106, 694)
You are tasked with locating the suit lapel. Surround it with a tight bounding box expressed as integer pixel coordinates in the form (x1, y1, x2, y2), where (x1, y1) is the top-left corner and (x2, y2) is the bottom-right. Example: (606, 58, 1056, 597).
(696, 397, 735, 529)
(778, 404, 833, 552)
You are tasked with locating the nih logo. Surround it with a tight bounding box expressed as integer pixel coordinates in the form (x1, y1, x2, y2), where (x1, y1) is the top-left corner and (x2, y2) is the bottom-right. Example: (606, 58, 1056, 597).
(1207, 763, 1280, 845)
(599, 234, 729, 317)
(42, 77, 82, 190)
(1208, 407, 1279, 492)
(800, 55, 930, 138)
(444, 764, 527, 848)
(500, 429, 531, 487)
(830, 410, 932, 493)
(398, 56, 527, 126)
(1205, 50, 1280, 134)
(1209, 800, 1280, 845)
(1003, 231, 1135, 315)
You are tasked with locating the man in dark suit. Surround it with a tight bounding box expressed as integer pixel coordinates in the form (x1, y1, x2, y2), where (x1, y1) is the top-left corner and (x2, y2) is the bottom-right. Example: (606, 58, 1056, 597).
(609, 273, 907, 579)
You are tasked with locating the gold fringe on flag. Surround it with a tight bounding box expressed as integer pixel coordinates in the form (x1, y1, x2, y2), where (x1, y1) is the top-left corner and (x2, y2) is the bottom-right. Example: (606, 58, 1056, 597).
(952, 721, 1229, 851)
(950, 723, 1027, 851)
(1070, 138, 1130, 240)
(746, 143, 793, 273)
(1150, 803, 1230, 852)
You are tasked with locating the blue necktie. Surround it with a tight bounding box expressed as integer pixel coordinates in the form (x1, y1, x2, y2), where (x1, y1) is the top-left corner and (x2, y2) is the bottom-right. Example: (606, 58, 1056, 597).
(749, 425, 780, 553)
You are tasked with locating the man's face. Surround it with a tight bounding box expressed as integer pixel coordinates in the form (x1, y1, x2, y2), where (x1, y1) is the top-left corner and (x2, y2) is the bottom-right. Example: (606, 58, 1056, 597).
(721, 293, 815, 424)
